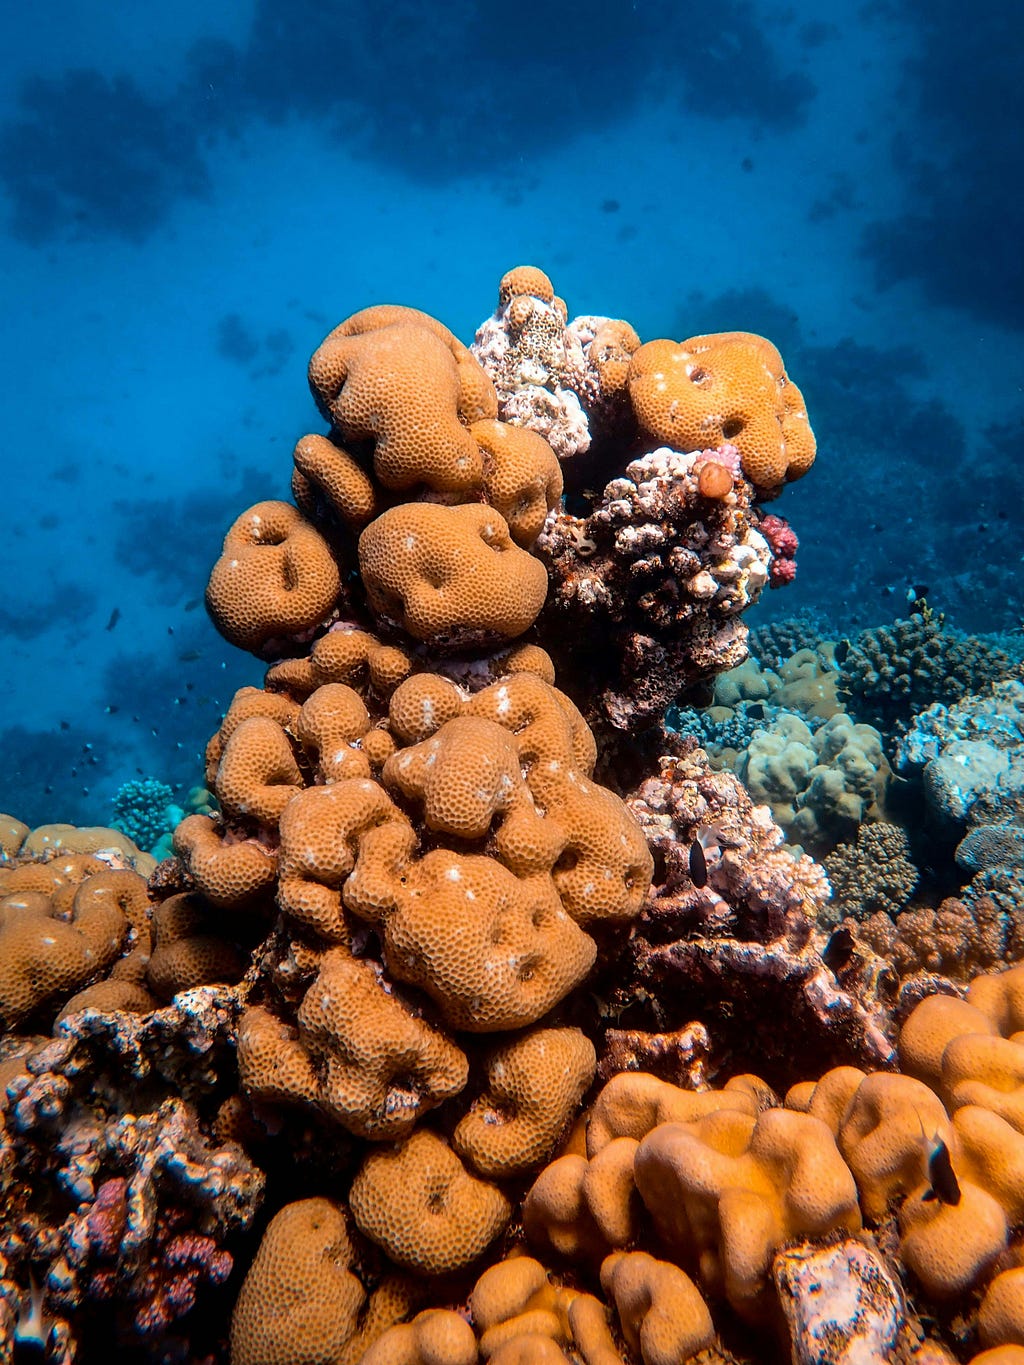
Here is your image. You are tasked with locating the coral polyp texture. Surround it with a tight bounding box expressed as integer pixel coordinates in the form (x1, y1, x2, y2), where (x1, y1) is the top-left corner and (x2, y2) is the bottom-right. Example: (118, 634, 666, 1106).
(10, 266, 1021, 1365)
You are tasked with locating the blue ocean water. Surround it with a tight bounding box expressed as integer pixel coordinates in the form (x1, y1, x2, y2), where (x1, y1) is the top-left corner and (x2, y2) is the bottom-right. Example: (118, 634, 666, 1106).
(1, 0, 1021, 832)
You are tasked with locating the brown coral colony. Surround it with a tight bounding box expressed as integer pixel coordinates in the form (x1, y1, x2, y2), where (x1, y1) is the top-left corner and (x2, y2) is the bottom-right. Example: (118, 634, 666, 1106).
(51, 267, 1024, 1365)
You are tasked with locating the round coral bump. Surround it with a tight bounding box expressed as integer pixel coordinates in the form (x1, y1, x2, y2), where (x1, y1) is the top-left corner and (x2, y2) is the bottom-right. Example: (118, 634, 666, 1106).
(359, 502, 548, 646)
(291, 432, 379, 529)
(0, 815, 28, 856)
(696, 459, 734, 500)
(145, 893, 244, 1001)
(321, 302, 498, 425)
(600, 1250, 715, 1365)
(387, 673, 466, 746)
(0, 885, 127, 1028)
(952, 1105, 1024, 1225)
(215, 715, 304, 824)
(836, 1071, 953, 1221)
(567, 1293, 624, 1365)
(627, 331, 816, 492)
(362, 728, 397, 769)
(57, 979, 157, 1021)
(309, 320, 486, 495)
(589, 319, 642, 397)
(470, 1256, 550, 1334)
(582, 1136, 642, 1248)
(206, 501, 341, 653)
(296, 683, 372, 782)
(899, 1180, 1007, 1297)
(471, 418, 564, 547)
(230, 1198, 372, 1365)
(454, 1026, 597, 1178)
(523, 1153, 609, 1261)
(172, 814, 277, 909)
(942, 1032, 1024, 1129)
(489, 1338, 569, 1365)
(360, 1309, 478, 1365)
(798, 1066, 868, 1130)
(384, 715, 526, 839)
(586, 1073, 758, 1157)
(898, 993, 998, 1088)
(980, 1268, 1024, 1349)
(295, 947, 468, 1140)
(349, 1130, 511, 1275)
(499, 266, 555, 305)
(378, 850, 597, 1031)
(237, 1004, 320, 1109)
(471, 1256, 569, 1356)
(969, 963, 1024, 1036)
(277, 780, 411, 940)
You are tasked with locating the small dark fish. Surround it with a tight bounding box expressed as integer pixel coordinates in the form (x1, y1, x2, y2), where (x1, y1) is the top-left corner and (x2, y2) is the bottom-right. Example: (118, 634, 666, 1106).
(833, 639, 850, 665)
(183, 598, 200, 612)
(822, 926, 856, 974)
(688, 839, 708, 888)
(178, 649, 202, 663)
(921, 1133, 961, 1205)
(59, 720, 70, 731)
(916, 1109, 961, 1205)
(105, 606, 121, 632)
(167, 626, 174, 635)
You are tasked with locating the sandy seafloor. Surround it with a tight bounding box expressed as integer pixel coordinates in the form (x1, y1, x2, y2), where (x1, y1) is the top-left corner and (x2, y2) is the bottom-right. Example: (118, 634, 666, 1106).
(0, 0, 1022, 827)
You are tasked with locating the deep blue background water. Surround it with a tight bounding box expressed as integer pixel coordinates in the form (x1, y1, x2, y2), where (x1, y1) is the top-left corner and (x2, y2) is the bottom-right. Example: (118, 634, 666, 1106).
(2, 0, 1021, 828)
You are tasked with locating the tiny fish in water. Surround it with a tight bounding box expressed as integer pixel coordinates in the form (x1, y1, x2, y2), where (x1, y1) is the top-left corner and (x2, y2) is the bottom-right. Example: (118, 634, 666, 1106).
(178, 649, 202, 663)
(688, 839, 708, 888)
(105, 606, 120, 631)
(183, 598, 200, 612)
(917, 1115, 961, 1205)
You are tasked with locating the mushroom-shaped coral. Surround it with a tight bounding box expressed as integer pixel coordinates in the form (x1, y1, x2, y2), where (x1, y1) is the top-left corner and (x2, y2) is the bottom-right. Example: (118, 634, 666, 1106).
(627, 331, 816, 492)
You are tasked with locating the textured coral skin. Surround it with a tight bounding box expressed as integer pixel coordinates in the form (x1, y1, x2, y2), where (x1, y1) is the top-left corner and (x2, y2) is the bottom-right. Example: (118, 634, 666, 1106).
(230, 1199, 414, 1365)
(349, 1130, 512, 1274)
(359, 501, 549, 645)
(206, 500, 341, 652)
(238, 948, 468, 1140)
(627, 331, 816, 492)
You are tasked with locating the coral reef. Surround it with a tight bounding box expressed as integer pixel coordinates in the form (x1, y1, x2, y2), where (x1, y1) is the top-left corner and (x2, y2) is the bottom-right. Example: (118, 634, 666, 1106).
(838, 608, 1014, 733)
(8, 266, 1023, 1365)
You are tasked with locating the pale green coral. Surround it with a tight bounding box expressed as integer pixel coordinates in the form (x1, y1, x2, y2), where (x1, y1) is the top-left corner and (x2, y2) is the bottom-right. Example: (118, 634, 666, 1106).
(737, 712, 890, 854)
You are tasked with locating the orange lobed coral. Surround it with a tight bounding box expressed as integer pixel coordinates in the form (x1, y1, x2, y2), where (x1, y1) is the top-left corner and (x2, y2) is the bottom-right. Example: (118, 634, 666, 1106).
(627, 331, 816, 493)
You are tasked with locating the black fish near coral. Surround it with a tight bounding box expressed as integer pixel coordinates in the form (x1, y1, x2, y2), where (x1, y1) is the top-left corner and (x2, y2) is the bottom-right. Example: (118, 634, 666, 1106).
(689, 838, 708, 888)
